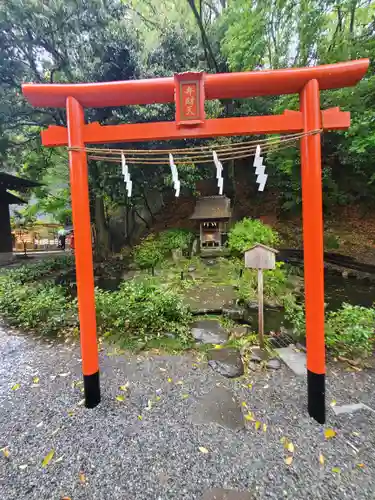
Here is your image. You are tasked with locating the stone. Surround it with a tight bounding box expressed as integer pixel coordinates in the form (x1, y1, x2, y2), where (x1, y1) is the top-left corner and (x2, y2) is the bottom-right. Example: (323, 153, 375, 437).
(205, 258, 217, 267)
(189, 386, 245, 431)
(201, 489, 256, 500)
(223, 303, 245, 321)
(208, 348, 244, 378)
(191, 239, 199, 256)
(164, 332, 176, 339)
(231, 325, 248, 338)
(331, 403, 375, 416)
(250, 347, 269, 363)
(275, 346, 307, 376)
(172, 248, 183, 263)
(342, 270, 349, 278)
(188, 265, 196, 272)
(296, 342, 307, 353)
(191, 319, 228, 344)
(248, 361, 260, 372)
(266, 357, 281, 370)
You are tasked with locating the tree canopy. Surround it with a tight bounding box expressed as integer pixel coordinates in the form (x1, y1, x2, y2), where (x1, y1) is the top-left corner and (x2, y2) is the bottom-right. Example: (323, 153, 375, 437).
(1, 0, 374, 252)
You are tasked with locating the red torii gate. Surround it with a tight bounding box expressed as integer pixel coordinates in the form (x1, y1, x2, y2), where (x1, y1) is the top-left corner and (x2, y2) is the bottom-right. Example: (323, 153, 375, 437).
(22, 59, 369, 424)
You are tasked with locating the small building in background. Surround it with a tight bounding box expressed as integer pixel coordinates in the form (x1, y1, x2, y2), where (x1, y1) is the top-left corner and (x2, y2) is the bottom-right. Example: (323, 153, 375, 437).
(190, 195, 231, 254)
(0, 172, 40, 263)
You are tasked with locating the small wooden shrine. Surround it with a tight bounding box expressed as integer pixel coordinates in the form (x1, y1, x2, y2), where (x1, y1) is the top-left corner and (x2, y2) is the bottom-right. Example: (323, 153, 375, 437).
(190, 195, 231, 252)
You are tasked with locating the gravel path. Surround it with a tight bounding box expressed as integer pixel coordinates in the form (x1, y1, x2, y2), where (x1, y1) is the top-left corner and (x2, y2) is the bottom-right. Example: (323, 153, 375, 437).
(1, 326, 375, 500)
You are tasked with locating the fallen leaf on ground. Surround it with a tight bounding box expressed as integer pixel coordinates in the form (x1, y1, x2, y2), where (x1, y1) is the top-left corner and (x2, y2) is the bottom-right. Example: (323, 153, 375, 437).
(357, 463, 365, 468)
(145, 399, 152, 410)
(119, 383, 129, 391)
(55, 456, 64, 464)
(247, 384, 253, 389)
(241, 402, 248, 408)
(332, 467, 341, 473)
(352, 431, 360, 437)
(159, 368, 167, 372)
(138, 415, 143, 420)
(78, 398, 85, 406)
(116, 395, 125, 402)
(62, 497, 72, 500)
(263, 384, 269, 389)
(181, 394, 189, 399)
(51, 428, 60, 436)
(263, 423, 267, 432)
(79, 472, 86, 483)
(199, 447, 209, 454)
(255, 421, 261, 430)
(42, 449, 55, 467)
(1, 447, 10, 458)
(167, 378, 173, 383)
(244, 412, 254, 421)
(19, 464, 28, 470)
(176, 380, 183, 385)
(319, 453, 325, 465)
(33, 377, 40, 384)
(280, 436, 286, 445)
(155, 396, 161, 401)
(36, 422, 43, 428)
(11, 383, 20, 391)
(324, 429, 337, 440)
(287, 442, 295, 453)
(59, 372, 71, 377)
(330, 400, 337, 407)
(213, 344, 223, 349)
(67, 410, 75, 417)
(284, 456, 293, 465)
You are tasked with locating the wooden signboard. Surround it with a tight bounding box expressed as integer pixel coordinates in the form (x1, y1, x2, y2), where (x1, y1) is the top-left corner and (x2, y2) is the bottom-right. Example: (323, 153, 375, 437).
(174, 72, 205, 127)
(244, 244, 278, 348)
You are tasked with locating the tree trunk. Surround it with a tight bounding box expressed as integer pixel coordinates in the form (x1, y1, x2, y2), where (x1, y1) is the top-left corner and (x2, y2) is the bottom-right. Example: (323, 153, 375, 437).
(94, 196, 111, 259)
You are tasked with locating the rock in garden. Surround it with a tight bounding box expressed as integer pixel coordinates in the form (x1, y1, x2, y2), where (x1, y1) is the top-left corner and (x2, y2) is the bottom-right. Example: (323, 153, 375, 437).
(191, 319, 228, 344)
(231, 325, 248, 338)
(266, 357, 281, 370)
(205, 259, 217, 267)
(208, 348, 244, 378)
(188, 265, 196, 272)
(189, 386, 245, 431)
(222, 303, 245, 321)
(250, 346, 269, 363)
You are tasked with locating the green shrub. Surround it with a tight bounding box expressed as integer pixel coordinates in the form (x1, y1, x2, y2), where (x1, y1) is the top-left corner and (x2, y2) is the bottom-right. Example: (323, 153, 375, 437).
(2, 254, 75, 284)
(326, 303, 375, 359)
(133, 235, 163, 272)
(283, 293, 306, 336)
(158, 229, 195, 253)
(324, 233, 340, 250)
(0, 275, 77, 335)
(228, 218, 279, 255)
(95, 278, 191, 345)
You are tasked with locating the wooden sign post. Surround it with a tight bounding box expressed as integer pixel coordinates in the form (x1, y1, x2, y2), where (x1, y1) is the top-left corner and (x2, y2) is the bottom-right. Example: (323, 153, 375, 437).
(244, 243, 278, 349)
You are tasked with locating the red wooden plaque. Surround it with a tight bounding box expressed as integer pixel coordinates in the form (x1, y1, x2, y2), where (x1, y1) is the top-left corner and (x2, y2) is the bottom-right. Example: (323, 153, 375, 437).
(174, 72, 205, 126)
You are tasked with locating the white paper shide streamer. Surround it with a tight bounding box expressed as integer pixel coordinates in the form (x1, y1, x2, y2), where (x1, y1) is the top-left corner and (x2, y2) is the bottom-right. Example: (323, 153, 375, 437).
(253, 145, 268, 191)
(212, 151, 224, 195)
(169, 153, 180, 197)
(121, 153, 132, 197)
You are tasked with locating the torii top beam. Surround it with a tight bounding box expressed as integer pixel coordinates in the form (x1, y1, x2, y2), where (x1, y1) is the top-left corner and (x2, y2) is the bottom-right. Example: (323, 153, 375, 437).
(22, 59, 369, 109)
